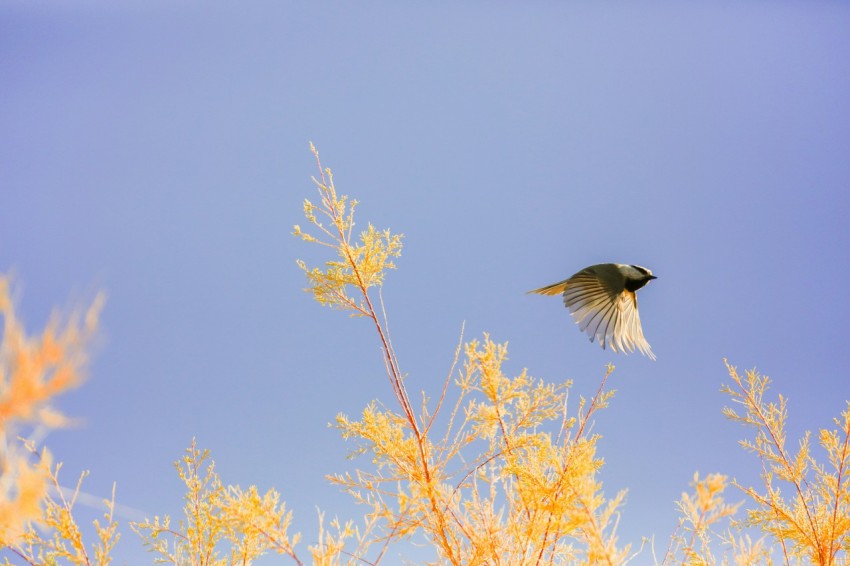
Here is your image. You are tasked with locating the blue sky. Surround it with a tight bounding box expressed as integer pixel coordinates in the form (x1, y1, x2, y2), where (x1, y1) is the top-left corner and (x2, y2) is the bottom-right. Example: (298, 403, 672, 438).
(2, 2, 849, 563)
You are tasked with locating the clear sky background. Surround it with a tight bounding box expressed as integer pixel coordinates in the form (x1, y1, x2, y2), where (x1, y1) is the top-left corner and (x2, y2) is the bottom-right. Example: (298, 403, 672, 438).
(2, 2, 849, 564)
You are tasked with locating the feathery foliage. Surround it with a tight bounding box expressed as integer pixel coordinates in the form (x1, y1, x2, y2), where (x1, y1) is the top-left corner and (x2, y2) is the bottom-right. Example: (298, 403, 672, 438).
(293, 143, 402, 317)
(295, 145, 630, 564)
(2, 146, 848, 566)
(132, 440, 301, 565)
(722, 361, 850, 565)
(660, 473, 768, 566)
(0, 277, 114, 565)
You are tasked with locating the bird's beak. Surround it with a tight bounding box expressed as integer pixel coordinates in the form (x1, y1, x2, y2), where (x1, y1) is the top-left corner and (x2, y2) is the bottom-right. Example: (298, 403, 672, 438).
(648, 275, 658, 280)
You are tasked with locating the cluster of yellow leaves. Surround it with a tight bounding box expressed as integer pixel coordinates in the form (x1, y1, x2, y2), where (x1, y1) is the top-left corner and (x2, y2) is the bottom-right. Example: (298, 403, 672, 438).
(293, 143, 413, 450)
(676, 473, 741, 560)
(7, 462, 119, 566)
(332, 336, 629, 565)
(6, 145, 846, 566)
(661, 473, 765, 566)
(125, 145, 850, 566)
(293, 142, 402, 318)
(0, 276, 117, 564)
(722, 361, 850, 565)
(293, 146, 631, 564)
(293, 146, 850, 565)
(131, 440, 303, 565)
(0, 278, 103, 435)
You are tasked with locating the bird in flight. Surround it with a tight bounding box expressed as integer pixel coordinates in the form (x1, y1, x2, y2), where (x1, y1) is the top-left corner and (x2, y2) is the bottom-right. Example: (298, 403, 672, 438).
(529, 263, 657, 360)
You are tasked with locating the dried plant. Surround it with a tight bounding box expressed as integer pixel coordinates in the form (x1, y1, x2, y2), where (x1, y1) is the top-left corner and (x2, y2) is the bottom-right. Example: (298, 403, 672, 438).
(661, 473, 770, 566)
(0, 276, 114, 564)
(131, 440, 302, 565)
(295, 145, 628, 565)
(722, 361, 850, 565)
(4, 146, 848, 566)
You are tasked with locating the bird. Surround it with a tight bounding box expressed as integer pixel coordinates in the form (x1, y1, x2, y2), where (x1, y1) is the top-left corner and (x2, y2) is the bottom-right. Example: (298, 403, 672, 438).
(529, 263, 657, 360)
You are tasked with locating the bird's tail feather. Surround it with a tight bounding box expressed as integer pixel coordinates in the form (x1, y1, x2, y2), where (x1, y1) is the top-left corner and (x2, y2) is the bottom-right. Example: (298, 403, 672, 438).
(527, 280, 569, 296)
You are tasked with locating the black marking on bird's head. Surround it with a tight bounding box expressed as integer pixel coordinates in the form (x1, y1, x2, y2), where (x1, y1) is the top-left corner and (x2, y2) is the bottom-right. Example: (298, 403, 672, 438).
(624, 265, 657, 291)
(630, 265, 654, 277)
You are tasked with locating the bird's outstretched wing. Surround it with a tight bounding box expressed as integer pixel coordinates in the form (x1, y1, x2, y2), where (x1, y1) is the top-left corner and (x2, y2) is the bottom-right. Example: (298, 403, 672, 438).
(532, 265, 655, 360)
(607, 291, 655, 360)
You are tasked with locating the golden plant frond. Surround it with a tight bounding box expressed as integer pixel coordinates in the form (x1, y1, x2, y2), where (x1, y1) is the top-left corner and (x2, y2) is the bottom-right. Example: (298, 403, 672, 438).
(0, 278, 104, 429)
(5, 449, 120, 566)
(664, 472, 742, 565)
(93, 483, 121, 566)
(132, 439, 306, 566)
(294, 143, 403, 318)
(331, 333, 629, 565)
(220, 484, 301, 563)
(0, 276, 107, 558)
(718, 531, 774, 566)
(309, 511, 363, 566)
(292, 149, 633, 563)
(722, 360, 850, 565)
(0, 448, 52, 545)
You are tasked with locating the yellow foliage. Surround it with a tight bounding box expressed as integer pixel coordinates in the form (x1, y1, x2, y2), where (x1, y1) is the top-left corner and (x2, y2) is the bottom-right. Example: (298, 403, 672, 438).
(4, 145, 848, 566)
(662, 473, 747, 565)
(0, 277, 103, 430)
(296, 146, 630, 564)
(132, 440, 303, 565)
(0, 453, 50, 545)
(0, 276, 106, 557)
(9, 458, 120, 566)
(293, 143, 402, 318)
(328, 334, 629, 565)
(722, 361, 850, 565)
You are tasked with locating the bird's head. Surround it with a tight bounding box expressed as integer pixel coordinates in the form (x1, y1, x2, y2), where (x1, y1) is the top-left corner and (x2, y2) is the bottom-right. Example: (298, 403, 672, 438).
(623, 264, 657, 291)
(621, 264, 655, 279)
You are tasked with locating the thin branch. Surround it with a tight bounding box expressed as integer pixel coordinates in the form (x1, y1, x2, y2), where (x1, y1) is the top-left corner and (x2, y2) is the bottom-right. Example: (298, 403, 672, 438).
(426, 322, 465, 436)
